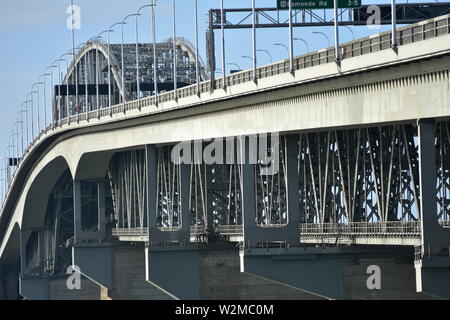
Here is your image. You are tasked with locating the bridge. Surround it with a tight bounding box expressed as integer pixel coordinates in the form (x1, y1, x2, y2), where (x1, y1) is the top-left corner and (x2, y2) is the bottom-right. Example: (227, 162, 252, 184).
(1, 4, 450, 300)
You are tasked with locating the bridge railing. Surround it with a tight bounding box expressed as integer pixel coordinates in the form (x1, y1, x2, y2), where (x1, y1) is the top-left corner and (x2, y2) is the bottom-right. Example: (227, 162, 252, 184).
(113, 220, 450, 242)
(125, 13, 449, 108)
(299, 221, 423, 236)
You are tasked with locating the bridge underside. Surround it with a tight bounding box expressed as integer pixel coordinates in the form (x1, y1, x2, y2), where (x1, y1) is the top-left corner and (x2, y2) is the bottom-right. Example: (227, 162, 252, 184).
(9, 119, 450, 299)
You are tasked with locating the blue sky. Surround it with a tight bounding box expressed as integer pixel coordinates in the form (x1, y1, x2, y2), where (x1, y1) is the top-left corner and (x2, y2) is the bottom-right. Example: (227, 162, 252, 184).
(0, 0, 428, 167)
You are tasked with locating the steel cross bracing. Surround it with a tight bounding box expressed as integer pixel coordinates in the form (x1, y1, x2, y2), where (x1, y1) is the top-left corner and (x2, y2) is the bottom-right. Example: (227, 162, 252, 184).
(22, 172, 74, 276)
(106, 122, 450, 245)
(57, 38, 209, 117)
(205, 3, 450, 76)
(208, 3, 450, 30)
(31, 121, 450, 270)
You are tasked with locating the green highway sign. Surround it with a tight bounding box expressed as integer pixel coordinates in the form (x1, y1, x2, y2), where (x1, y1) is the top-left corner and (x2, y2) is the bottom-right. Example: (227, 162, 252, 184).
(277, 0, 361, 9)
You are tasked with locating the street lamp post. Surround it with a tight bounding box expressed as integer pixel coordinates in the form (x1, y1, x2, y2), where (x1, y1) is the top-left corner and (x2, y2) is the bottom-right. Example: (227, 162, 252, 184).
(251, 0, 257, 82)
(26, 91, 36, 139)
(18, 109, 26, 156)
(257, 49, 272, 64)
(86, 38, 99, 119)
(391, 0, 397, 48)
(151, 1, 158, 105)
(19, 103, 28, 151)
(45, 66, 57, 129)
(108, 23, 124, 114)
(38, 74, 50, 132)
(121, 14, 140, 112)
(51, 60, 62, 126)
(342, 25, 355, 41)
(194, 0, 200, 95)
(11, 124, 20, 165)
(97, 31, 111, 118)
(136, 4, 154, 109)
(288, 0, 294, 73)
(56, 56, 67, 124)
(8, 134, 17, 173)
(0, 168, 5, 205)
(31, 82, 43, 136)
(220, 0, 226, 86)
(227, 63, 241, 72)
(74, 43, 87, 118)
(4, 146, 13, 185)
(64, 52, 74, 123)
(241, 56, 254, 68)
(172, 0, 178, 100)
(333, 0, 340, 62)
(273, 43, 289, 56)
(312, 31, 331, 47)
(293, 38, 310, 54)
(58, 52, 72, 122)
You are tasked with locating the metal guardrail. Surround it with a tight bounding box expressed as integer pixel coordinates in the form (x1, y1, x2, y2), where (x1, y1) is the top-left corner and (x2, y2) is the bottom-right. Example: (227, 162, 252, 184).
(299, 221, 422, 236)
(2, 14, 450, 212)
(112, 228, 148, 237)
(112, 225, 244, 239)
(112, 220, 450, 243)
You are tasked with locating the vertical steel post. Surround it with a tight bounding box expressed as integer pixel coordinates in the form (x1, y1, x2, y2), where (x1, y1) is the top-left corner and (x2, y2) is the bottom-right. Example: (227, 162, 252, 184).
(152, 2, 158, 105)
(66, 56, 70, 122)
(96, 38, 100, 116)
(221, 0, 226, 88)
(107, 31, 112, 114)
(85, 49, 89, 118)
(135, 15, 141, 109)
(252, 0, 257, 82)
(391, 0, 397, 48)
(288, 0, 294, 73)
(121, 23, 126, 110)
(172, 0, 178, 100)
(333, 0, 340, 62)
(195, 0, 200, 95)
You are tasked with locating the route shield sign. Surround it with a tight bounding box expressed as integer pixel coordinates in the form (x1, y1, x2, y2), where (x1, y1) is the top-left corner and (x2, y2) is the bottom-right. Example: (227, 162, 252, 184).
(277, 0, 361, 9)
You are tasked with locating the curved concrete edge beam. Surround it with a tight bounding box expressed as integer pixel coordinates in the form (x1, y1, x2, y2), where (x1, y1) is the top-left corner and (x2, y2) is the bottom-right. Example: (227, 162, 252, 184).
(0, 223, 20, 265)
(74, 151, 115, 181)
(22, 156, 71, 230)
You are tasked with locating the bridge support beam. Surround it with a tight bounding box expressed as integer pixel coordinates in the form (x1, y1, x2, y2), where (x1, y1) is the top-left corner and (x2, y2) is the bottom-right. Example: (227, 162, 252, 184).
(240, 134, 300, 246)
(19, 229, 49, 300)
(145, 144, 196, 299)
(242, 246, 431, 299)
(415, 119, 450, 299)
(73, 180, 106, 243)
(0, 264, 20, 300)
(72, 179, 112, 290)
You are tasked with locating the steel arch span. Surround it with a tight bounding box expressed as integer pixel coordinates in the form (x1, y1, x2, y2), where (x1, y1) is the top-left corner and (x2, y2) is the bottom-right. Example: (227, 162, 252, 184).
(58, 37, 209, 119)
